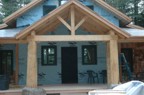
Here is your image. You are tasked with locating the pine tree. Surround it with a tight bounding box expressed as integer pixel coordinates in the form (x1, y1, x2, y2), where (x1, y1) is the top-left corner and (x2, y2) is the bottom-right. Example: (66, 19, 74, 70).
(0, 0, 31, 23)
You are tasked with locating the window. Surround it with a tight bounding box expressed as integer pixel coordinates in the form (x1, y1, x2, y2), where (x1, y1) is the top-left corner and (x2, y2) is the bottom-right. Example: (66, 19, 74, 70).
(59, 0, 67, 6)
(41, 46, 57, 65)
(82, 45, 97, 65)
(0, 50, 13, 75)
(43, 5, 56, 16)
(87, 5, 94, 10)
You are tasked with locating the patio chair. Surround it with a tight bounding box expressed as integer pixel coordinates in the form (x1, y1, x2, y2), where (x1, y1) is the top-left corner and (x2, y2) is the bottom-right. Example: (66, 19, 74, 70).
(87, 70, 99, 84)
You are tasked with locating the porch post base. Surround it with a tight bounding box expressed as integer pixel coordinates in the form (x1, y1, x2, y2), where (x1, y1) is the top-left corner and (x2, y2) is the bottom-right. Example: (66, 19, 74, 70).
(107, 84, 119, 89)
(22, 87, 46, 95)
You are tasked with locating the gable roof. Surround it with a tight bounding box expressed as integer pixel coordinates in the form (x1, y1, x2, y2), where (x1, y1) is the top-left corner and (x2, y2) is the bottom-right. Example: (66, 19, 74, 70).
(15, 0, 130, 39)
(3, 0, 44, 25)
(92, 0, 132, 25)
(2, 0, 131, 27)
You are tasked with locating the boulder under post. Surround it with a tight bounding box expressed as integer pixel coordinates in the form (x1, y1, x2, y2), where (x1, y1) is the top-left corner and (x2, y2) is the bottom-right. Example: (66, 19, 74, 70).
(22, 87, 46, 95)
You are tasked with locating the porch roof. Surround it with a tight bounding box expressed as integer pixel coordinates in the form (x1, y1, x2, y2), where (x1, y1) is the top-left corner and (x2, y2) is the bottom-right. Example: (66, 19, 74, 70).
(1, 0, 131, 29)
(0, 27, 26, 38)
(14, 0, 130, 39)
(121, 28, 144, 36)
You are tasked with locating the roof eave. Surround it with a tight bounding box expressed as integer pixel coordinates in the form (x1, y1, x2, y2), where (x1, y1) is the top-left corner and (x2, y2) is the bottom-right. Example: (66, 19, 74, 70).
(3, 0, 44, 24)
(92, 0, 132, 25)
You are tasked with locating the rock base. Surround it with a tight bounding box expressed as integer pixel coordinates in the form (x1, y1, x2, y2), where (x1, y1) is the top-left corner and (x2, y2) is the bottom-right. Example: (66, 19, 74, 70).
(22, 87, 46, 95)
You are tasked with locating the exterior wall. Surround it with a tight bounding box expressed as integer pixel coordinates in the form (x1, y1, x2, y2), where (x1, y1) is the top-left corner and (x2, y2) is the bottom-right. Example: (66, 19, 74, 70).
(17, 42, 106, 85)
(16, 0, 119, 27)
(16, 0, 59, 27)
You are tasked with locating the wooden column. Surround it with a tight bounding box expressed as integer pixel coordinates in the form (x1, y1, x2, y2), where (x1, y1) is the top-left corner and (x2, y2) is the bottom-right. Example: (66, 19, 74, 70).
(106, 42, 111, 85)
(108, 38, 119, 85)
(106, 31, 119, 86)
(26, 32, 37, 88)
(15, 44, 19, 85)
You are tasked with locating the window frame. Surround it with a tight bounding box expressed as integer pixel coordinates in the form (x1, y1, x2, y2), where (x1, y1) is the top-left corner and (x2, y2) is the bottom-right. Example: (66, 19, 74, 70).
(82, 45, 97, 65)
(41, 46, 57, 66)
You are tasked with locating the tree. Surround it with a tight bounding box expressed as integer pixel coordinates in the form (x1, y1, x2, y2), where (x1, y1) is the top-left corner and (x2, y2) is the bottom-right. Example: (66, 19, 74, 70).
(105, 0, 144, 27)
(0, 0, 31, 23)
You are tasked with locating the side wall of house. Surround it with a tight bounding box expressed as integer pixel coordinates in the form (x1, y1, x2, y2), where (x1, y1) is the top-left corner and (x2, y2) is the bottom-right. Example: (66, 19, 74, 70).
(16, 0, 119, 27)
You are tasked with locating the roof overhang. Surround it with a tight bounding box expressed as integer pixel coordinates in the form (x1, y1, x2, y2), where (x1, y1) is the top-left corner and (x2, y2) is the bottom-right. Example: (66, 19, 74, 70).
(15, 0, 130, 40)
(2, 0, 132, 27)
(3, 0, 44, 25)
(92, 0, 132, 25)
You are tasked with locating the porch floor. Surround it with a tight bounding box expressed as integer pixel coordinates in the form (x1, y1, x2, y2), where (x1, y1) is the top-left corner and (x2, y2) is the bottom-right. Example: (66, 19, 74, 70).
(0, 84, 108, 95)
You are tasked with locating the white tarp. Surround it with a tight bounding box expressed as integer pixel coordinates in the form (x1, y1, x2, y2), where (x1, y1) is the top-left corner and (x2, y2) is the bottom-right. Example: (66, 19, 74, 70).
(113, 81, 144, 95)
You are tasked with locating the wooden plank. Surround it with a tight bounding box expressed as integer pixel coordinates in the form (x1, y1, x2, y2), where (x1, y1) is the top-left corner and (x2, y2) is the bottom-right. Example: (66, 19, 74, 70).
(75, 16, 87, 30)
(34, 35, 117, 42)
(26, 32, 37, 88)
(57, 16, 71, 30)
(71, 5, 75, 35)
(15, 44, 19, 85)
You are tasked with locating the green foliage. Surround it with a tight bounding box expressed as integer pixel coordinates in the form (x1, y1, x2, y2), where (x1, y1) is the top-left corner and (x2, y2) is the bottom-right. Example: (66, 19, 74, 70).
(0, 0, 31, 24)
(105, 0, 144, 27)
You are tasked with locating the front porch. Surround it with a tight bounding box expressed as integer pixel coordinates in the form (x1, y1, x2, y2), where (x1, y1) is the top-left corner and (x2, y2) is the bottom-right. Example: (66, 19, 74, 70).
(0, 0, 125, 91)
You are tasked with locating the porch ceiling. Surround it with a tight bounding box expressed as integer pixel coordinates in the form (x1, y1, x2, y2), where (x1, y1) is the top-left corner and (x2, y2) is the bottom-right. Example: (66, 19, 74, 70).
(15, 0, 130, 40)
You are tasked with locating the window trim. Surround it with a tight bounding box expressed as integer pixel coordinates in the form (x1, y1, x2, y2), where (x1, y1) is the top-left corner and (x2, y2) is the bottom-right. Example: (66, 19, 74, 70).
(82, 45, 97, 65)
(41, 46, 57, 66)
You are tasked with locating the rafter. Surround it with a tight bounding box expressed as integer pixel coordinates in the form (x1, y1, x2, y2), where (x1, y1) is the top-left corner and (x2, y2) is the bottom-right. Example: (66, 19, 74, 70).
(71, 5, 75, 35)
(57, 16, 71, 30)
(75, 16, 87, 30)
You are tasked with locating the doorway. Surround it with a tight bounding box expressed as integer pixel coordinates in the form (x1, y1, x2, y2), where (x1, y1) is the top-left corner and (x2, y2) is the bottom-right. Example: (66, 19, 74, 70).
(121, 48, 133, 72)
(61, 47, 78, 84)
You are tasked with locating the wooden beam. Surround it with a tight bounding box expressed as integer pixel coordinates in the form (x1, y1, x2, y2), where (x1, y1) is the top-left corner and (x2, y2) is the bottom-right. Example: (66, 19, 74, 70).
(0, 23, 8, 29)
(26, 32, 37, 88)
(73, 2, 130, 38)
(109, 39, 119, 85)
(57, 16, 71, 30)
(71, 5, 75, 35)
(0, 39, 27, 44)
(34, 35, 117, 42)
(15, 44, 19, 85)
(106, 42, 111, 85)
(119, 37, 144, 43)
(75, 16, 87, 30)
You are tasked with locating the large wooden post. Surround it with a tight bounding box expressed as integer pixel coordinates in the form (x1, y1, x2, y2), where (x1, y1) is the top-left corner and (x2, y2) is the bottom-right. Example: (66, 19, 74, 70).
(107, 32, 119, 87)
(26, 32, 37, 88)
(22, 32, 46, 95)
